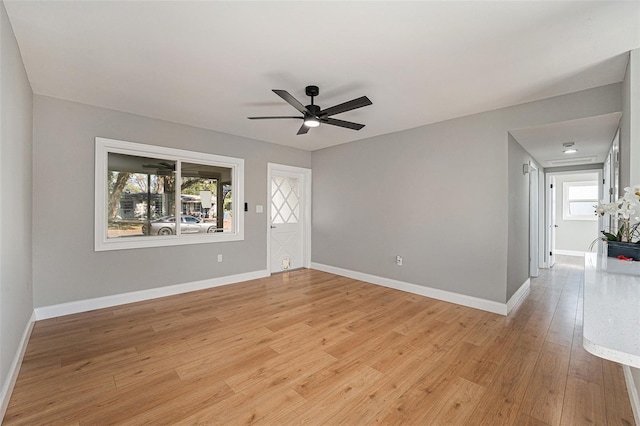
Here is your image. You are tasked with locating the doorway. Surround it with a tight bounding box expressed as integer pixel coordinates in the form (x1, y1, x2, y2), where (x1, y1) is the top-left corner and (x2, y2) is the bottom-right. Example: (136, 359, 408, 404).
(267, 163, 311, 273)
(545, 170, 602, 263)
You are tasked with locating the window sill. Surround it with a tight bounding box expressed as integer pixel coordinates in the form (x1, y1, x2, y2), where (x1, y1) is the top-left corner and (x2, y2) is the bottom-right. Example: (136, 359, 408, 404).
(95, 232, 244, 251)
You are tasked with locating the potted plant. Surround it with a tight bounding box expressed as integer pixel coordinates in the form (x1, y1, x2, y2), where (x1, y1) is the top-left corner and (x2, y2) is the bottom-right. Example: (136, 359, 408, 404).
(595, 184, 640, 260)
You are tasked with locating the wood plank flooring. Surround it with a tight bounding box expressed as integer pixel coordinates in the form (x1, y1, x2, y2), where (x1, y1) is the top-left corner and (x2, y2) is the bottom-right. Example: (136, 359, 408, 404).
(3, 256, 636, 425)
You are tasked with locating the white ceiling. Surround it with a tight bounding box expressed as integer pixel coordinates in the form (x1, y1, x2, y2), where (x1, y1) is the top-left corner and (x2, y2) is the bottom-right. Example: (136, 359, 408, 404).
(5, 1, 640, 155)
(510, 113, 623, 168)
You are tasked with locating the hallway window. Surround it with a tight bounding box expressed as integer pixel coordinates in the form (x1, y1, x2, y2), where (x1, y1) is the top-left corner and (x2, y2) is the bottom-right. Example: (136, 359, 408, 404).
(562, 181, 598, 221)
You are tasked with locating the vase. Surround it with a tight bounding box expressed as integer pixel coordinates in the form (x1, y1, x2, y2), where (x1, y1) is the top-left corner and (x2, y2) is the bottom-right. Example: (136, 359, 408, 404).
(607, 241, 640, 261)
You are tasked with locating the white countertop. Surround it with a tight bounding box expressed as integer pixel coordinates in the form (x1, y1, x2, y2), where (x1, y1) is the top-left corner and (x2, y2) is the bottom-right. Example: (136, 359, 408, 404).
(583, 253, 640, 368)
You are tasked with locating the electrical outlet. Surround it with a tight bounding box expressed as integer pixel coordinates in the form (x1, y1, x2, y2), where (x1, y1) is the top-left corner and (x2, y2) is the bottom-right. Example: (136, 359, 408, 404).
(396, 255, 403, 266)
(217, 254, 223, 263)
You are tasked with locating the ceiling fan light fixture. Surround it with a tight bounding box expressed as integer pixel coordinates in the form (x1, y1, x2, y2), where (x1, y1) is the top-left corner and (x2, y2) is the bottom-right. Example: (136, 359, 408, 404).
(304, 117, 320, 127)
(562, 142, 577, 154)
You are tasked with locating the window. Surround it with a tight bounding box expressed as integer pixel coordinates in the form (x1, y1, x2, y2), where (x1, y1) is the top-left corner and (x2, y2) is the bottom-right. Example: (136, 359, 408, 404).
(95, 137, 244, 251)
(562, 181, 598, 221)
(271, 176, 300, 224)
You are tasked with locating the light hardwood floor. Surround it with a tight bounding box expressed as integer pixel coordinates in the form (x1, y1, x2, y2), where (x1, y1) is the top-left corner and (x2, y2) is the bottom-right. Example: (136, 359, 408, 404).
(3, 256, 636, 425)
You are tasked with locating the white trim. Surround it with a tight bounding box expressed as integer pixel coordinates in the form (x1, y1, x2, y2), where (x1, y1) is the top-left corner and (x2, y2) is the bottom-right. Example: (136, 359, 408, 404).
(95, 137, 245, 251)
(267, 163, 312, 273)
(1, 312, 35, 420)
(623, 365, 640, 426)
(555, 249, 588, 257)
(34, 270, 268, 320)
(311, 262, 510, 316)
(507, 278, 530, 314)
(529, 161, 540, 277)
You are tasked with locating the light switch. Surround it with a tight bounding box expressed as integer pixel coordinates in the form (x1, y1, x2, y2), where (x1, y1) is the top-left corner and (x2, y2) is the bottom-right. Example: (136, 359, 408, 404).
(256, 205, 264, 213)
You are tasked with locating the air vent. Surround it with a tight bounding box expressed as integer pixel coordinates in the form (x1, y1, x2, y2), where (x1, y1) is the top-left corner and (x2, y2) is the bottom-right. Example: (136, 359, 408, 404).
(545, 156, 597, 166)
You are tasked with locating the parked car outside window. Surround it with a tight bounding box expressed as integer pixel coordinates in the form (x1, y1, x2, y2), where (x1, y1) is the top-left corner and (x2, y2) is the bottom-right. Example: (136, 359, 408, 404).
(141, 215, 218, 235)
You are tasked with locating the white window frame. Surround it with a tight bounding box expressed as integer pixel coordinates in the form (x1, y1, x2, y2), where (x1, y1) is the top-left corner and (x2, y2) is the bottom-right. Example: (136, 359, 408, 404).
(562, 181, 598, 221)
(95, 137, 244, 251)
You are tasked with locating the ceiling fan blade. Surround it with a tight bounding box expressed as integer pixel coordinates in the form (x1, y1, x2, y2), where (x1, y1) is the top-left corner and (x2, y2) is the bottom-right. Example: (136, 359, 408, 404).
(320, 96, 372, 117)
(297, 123, 310, 135)
(248, 116, 302, 120)
(142, 162, 174, 170)
(273, 90, 310, 115)
(322, 117, 365, 131)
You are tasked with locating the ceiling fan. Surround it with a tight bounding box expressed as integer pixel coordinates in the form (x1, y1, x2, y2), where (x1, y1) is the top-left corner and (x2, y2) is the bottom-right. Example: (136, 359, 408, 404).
(142, 161, 175, 175)
(248, 85, 372, 135)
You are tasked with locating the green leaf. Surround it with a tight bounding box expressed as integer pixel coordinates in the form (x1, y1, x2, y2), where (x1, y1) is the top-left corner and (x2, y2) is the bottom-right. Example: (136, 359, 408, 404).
(602, 231, 619, 241)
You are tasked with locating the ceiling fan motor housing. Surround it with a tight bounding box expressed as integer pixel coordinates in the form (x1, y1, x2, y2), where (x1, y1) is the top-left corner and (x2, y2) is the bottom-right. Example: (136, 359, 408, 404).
(305, 85, 319, 97)
(306, 104, 321, 117)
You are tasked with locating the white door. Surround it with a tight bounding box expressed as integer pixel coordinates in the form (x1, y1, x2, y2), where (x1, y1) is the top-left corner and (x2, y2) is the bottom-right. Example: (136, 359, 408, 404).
(548, 176, 557, 268)
(268, 164, 311, 273)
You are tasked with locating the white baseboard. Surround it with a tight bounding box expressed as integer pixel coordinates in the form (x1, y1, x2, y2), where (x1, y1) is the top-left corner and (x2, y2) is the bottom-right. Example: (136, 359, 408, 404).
(34, 270, 269, 320)
(311, 263, 509, 315)
(506, 278, 530, 314)
(555, 249, 587, 257)
(1, 311, 35, 420)
(623, 365, 640, 426)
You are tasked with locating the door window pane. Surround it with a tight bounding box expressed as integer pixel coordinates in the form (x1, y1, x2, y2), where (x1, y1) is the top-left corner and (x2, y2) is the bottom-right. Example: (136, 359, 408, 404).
(271, 176, 300, 224)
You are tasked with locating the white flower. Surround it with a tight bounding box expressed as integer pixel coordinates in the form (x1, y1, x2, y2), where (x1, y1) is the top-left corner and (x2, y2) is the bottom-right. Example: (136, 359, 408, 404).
(623, 185, 640, 204)
(595, 200, 620, 216)
(596, 184, 640, 242)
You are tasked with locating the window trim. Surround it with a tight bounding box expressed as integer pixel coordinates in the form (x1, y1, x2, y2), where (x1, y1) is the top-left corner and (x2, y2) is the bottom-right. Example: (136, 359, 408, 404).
(95, 137, 244, 251)
(562, 180, 598, 221)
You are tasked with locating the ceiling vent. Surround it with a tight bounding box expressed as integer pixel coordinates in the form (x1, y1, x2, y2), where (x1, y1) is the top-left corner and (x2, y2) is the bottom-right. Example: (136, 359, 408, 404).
(545, 156, 597, 166)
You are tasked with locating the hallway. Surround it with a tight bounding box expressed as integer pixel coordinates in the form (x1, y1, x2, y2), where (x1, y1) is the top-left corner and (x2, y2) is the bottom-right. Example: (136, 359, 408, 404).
(519, 253, 635, 424)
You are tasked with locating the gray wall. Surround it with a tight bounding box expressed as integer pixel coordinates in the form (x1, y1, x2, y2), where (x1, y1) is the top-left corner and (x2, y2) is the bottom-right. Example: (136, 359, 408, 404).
(32, 96, 310, 307)
(312, 83, 623, 304)
(312, 113, 510, 303)
(620, 49, 640, 190)
(0, 0, 33, 407)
